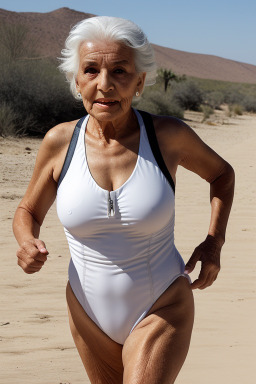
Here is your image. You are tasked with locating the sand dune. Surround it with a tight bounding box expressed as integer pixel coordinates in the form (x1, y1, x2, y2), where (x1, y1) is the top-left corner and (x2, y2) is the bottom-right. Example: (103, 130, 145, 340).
(0, 109, 255, 383)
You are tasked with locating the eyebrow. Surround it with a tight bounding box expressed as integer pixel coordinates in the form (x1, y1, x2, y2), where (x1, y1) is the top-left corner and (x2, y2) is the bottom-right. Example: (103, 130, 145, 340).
(112, 60, 130, 65)
(82, 59, 130, 67)
(82, 61, 98, 67)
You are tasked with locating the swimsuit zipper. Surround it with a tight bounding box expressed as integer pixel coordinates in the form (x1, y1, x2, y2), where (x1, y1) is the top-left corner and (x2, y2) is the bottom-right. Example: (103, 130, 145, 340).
(108, 191, 115, 217)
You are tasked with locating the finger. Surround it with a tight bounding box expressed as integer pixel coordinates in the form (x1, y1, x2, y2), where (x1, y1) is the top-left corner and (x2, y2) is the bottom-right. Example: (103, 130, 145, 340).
(200, 270, 219, 289)
(198, 279, 215, 290)
(16, 247, 35, 261)
(17, 258, 42, 274)
(17, 249, 46, 268)
(190, 267, 211, 290)
(191, 278, 206, 290)
(185, 249, 201, 274)
(18, 242, 48, 261)
(192, 267, 219, 290)
(33, 253, 48, 262)
(198, 274, 216, 289)
(17, 253, 44, 268)
(34, 239, 49, 254)
(28, 258, 45, 267)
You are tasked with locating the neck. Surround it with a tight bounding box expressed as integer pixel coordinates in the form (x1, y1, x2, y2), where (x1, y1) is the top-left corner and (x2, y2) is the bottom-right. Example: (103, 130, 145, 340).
(87, 109, 138, 144)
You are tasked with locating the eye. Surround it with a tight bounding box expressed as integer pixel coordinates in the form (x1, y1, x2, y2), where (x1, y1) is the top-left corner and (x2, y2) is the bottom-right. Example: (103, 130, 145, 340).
(114, 68, 125, 74)
(84, 67, 98, 74)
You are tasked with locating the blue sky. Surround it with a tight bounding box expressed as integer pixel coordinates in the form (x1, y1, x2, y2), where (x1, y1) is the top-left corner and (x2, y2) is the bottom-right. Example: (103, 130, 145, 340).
(1, 0, 255, 65)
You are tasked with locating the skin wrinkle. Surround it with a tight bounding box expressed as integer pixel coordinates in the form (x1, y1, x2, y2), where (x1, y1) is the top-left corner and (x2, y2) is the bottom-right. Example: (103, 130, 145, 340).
(208, 162, 231, 184)
(75, 40, 146, 136)
(16, 206, 41, 227)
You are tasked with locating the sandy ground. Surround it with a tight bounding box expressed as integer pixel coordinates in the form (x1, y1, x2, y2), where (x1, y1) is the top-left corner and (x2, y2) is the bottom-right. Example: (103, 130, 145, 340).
(0, 109, 255, 384)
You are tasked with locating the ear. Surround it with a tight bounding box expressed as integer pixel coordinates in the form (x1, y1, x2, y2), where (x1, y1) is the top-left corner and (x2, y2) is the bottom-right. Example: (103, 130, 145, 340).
(137, 72, 146, 92)
(75, 77, 80, 93)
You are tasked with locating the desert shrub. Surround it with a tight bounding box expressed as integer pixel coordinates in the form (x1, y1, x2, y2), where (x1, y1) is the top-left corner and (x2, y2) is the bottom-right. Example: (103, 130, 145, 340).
(223, 86, 244, 105)
(0, 103, 19, 137)
(200, 105, 214, 122)
(0, 23, 36, 61)
(0, 22, 85, 136)
(133, 90, 184, 118)
(228, 104, 244, 117)
(171, 81, 203, 111)
(0, 57, 85, 136)
(233, 104, 244, 115)
(241, 95, 256, 113)
(204, 91, 224, 109)
(188, 77, 256, 113)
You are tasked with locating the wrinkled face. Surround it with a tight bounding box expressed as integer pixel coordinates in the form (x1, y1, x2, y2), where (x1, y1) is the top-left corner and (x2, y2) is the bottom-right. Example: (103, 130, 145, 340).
(76, 40, 146, 121)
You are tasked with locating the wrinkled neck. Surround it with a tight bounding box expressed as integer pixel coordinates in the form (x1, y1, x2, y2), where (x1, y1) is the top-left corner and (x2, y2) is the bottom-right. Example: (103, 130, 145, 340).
(87, 109, 138, 144)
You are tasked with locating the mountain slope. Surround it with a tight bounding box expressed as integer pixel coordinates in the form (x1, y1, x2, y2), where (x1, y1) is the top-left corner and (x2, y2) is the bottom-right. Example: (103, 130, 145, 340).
(1, 7, 256, 84)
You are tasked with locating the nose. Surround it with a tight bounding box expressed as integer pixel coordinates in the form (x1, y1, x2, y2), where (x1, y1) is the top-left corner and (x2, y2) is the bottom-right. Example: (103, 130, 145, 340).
(97, 69, 113, 92)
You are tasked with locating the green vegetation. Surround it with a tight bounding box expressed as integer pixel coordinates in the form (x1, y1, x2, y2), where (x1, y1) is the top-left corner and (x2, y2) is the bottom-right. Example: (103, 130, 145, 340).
(134, 73, 256, 119)
(0, 23, 32, 62)
(133, 87, 184, 118)
(157, 68, 186, 92)
(0, 57, 85, 136)
(228, 104, 244, 116)
(0, 24, 255, 136)
(200, 105, 214, 122)
(0, 102, 19, 137)
(190, 77, 256, 113)
(0, 23, 85, 137)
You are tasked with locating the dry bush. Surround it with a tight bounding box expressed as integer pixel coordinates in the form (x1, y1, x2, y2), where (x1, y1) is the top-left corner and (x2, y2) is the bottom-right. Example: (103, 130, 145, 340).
(0, 58, 85, 136)
(133, 90, 184, 118)
(0, 103, 18, 137)
(200, 105, 214, 122)
(171, 81, 203, 111)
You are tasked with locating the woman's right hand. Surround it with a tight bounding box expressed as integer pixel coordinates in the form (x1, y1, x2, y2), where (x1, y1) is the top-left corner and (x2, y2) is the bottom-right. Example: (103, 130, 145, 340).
(13, 123, 72, 273)
(17, 239, 48, 274)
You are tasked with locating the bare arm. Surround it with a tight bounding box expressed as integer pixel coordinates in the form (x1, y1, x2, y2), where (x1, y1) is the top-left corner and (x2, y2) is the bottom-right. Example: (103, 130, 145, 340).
(208, 164, 235, 244)
(185, 163, 235, 289)
(13, 125, 68, 273)
(158, 117, 235, 289)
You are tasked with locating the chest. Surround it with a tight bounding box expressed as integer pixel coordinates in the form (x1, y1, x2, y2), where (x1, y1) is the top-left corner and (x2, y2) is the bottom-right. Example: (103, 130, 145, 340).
(85, 137, 139, 192)
(56, 150, 175, 238)
(56, 112, 176, 238)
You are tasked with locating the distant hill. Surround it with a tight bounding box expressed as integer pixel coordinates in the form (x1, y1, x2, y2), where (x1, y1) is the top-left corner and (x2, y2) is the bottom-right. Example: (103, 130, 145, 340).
(1, 7, 256, 84)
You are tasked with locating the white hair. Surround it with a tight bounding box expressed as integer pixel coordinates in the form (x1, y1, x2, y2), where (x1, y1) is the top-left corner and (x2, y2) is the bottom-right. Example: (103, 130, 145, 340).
(59, 16, 157, 99)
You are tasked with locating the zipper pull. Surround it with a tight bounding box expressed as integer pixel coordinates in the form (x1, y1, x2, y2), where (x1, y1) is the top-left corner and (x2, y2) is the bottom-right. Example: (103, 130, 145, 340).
(107, 191, 115, 217)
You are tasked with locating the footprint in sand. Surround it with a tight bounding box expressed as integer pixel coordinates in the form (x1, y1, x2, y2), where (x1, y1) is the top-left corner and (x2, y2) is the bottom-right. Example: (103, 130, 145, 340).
(33, 314, 53, 322)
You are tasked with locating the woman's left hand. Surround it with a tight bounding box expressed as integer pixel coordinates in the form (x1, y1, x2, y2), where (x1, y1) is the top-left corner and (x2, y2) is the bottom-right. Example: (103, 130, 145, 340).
(185, 235, 222, 290)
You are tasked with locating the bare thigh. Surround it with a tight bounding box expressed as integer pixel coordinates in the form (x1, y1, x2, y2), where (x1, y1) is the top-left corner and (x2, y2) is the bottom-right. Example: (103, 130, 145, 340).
(66, 282, 123, 384)
(122, 277, 194, 384)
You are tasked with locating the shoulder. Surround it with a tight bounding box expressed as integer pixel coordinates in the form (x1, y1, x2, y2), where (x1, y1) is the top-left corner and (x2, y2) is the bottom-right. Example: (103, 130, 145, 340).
(32, 119, 80, 178)
(152, 114, 190, 134)
(145, 112, 211, 163)
(148, 113, 195, 150)
(42, 119, 79, 155)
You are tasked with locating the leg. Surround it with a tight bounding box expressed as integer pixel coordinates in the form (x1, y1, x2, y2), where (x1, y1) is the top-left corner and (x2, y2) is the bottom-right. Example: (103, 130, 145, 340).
(122, 277, 194, 384)
(66, 282, 123, 384)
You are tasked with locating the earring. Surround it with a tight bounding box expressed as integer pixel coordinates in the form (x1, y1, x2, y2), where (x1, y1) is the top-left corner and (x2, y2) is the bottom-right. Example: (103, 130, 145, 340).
(77, 92, 81, 98)
(136, 91, 140, 97)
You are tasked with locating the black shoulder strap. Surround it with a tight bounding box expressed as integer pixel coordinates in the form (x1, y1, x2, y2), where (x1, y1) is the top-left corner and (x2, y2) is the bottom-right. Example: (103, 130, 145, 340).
(57, 116, 86, 188)
(138, 110, 175, 194)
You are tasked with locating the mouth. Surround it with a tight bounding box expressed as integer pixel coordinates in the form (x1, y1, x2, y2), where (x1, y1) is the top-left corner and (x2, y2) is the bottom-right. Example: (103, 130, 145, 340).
(94, 99, 119, 107)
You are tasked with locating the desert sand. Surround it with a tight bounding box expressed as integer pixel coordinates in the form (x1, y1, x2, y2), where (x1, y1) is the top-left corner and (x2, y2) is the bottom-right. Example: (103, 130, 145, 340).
(0, 109, 255, 384)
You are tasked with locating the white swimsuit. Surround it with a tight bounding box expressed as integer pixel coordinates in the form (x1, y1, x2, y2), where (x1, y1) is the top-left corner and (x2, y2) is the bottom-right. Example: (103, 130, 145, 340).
(56, 109, 188, 344)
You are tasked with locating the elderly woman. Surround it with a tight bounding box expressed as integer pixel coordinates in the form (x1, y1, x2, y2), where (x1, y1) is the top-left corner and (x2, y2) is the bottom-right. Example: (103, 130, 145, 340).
(13, 16, 234, 384)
